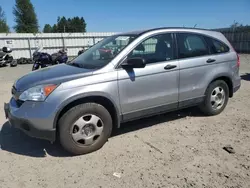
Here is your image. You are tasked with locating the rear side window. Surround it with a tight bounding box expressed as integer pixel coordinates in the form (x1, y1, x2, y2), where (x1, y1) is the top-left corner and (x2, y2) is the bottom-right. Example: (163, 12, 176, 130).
(205, 37, 230, 54)
(177, 33, 209, 59)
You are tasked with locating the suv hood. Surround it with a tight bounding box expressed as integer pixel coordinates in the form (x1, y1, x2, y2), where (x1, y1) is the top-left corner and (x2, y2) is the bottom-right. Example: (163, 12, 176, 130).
(14, 64, 93, 91)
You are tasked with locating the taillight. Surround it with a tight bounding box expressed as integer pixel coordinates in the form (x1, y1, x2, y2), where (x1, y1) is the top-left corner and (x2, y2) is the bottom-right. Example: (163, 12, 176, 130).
(236, 53, 240, 67)
(229, 41, 240, 67)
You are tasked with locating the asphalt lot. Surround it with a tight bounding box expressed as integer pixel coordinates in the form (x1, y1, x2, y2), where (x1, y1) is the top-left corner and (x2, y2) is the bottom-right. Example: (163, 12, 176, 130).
(0, 55, 250, 188)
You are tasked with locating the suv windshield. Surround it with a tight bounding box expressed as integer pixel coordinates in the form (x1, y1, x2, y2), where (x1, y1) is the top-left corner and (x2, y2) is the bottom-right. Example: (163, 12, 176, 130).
(69, 34, 138, 69)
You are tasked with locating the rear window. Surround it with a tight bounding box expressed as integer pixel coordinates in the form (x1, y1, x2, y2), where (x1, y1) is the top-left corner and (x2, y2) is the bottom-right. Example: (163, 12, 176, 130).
(205, 37, 230, 54)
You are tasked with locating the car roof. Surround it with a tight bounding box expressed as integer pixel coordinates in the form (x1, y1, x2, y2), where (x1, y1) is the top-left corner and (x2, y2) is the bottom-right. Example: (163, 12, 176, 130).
(119, 27, 216, 36)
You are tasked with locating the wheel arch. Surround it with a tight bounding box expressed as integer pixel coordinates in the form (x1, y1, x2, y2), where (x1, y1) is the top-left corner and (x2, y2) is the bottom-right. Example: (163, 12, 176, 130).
(54, 93, 121, 130)
(207, 74, 233, 98)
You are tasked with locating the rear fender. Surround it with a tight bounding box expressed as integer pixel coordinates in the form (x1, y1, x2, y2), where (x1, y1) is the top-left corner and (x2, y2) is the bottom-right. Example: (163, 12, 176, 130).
(204, 72, 233, 94)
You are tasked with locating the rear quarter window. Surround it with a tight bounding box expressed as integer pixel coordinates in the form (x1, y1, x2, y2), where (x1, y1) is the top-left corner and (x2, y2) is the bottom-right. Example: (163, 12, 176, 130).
(205, 37, 230, 54)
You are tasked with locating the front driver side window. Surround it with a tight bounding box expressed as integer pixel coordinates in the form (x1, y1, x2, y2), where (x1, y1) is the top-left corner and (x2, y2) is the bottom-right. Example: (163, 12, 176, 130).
(128, 33, 174, 64)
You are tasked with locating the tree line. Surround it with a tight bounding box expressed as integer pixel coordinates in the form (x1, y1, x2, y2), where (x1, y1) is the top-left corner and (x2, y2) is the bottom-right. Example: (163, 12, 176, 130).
(0, 0, 249, 34)
(43, 16, 86, 33)
(0, 6, 9, 33)
(0, 0, 87, 33)
(228, 22, 250, 32)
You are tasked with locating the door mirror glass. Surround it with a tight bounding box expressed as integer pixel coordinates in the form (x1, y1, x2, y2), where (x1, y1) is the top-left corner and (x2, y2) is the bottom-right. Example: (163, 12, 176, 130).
(121, 57, 146, 69)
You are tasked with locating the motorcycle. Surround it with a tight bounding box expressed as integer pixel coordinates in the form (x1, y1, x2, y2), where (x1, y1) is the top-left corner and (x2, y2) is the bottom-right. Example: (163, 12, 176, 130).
(32, 46, 68, 71)
(0, 47, 17, 67)
(78, 47, 89, 56)
(98, 40, 123, 60)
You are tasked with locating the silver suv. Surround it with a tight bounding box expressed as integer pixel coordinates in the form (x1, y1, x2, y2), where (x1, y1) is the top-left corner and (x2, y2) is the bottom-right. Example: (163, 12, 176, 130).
(4, 28, 241, 155)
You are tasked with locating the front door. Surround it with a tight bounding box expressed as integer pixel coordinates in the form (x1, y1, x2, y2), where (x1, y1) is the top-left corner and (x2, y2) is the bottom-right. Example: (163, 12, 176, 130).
(117, 33, 179, 121)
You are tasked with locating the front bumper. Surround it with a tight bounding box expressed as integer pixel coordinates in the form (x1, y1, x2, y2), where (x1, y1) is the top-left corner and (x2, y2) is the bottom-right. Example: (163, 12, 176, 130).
(4, 98, 56, 142)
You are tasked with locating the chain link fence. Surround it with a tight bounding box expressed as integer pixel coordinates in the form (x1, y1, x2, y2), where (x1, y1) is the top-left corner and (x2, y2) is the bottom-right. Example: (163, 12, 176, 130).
(215, 27, 250, 53)
(222, 31, 250, 53)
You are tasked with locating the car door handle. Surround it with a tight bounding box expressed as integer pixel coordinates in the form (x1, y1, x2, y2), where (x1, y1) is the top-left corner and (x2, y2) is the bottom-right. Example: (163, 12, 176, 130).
(206, 59, 216, 63)
(164, 64, 177, 70)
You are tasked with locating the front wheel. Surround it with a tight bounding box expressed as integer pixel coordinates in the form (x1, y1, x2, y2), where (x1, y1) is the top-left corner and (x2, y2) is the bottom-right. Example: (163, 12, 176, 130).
(58, 103, 113, 155)
(32, 63, 40, 71)
(10, 60, 17, 67)
(199, 80, 229, 116)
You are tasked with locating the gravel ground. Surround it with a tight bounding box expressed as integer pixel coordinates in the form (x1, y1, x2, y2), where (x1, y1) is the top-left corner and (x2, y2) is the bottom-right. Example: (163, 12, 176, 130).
(0, 55, 250, 188)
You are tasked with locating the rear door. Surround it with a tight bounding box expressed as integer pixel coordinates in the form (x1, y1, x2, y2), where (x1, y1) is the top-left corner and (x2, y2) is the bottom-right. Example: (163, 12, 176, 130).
(176, 32, 217, 107)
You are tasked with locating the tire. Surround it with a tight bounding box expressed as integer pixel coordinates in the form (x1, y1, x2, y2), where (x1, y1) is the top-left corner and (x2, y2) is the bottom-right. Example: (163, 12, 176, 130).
(199, 80, 229, 116)
(10, 60, 17, 67)
(17, 58, 24, 64)
(59, 103, 113, 155)
(0, 63, 7, 67)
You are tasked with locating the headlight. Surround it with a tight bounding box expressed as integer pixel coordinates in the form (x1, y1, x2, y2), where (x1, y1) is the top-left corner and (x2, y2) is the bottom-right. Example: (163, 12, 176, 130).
(19, 84, 58, 101)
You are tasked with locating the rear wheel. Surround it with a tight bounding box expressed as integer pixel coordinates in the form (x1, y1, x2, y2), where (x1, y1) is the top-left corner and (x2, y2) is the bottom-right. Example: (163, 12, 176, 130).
(199, 80, 229, 116)
(59, 103, 112, 155)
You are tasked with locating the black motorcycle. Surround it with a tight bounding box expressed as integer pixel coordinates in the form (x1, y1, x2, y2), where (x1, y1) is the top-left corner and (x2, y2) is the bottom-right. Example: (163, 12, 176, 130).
(32, 47, 68, 71)
(0, 47, 17, 67)
(78, 47, 89, 56)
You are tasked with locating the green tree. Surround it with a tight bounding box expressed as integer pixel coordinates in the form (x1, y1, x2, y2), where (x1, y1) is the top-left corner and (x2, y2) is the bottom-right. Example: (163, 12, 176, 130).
(43, 24, 52, 33)
(80, 17, 87, 32)
(67, 18, 72, 32)
(229, 22, 250, 32)
(0, 6, 10, 33)
(52, 24, 57, 32)
(57, 16, 68, 33)
(13, 0, 39, 33)
(230, 21, 241, 29)
(69, 17, 86, 32)
(44, 16, 86, 33)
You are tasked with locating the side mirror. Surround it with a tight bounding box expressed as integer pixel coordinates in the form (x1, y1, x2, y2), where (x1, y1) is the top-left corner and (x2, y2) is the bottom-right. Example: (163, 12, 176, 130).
(2, 47, 12, 53)
(121, 57, 146, 69)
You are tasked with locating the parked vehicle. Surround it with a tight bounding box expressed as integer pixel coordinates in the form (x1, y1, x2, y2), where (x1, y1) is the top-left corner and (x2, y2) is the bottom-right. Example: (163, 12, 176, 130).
(32, 47, 68, 71)
(0, 47, 17, 67)
(78, 47, 88, 56)
(4, 27, 241, 155)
